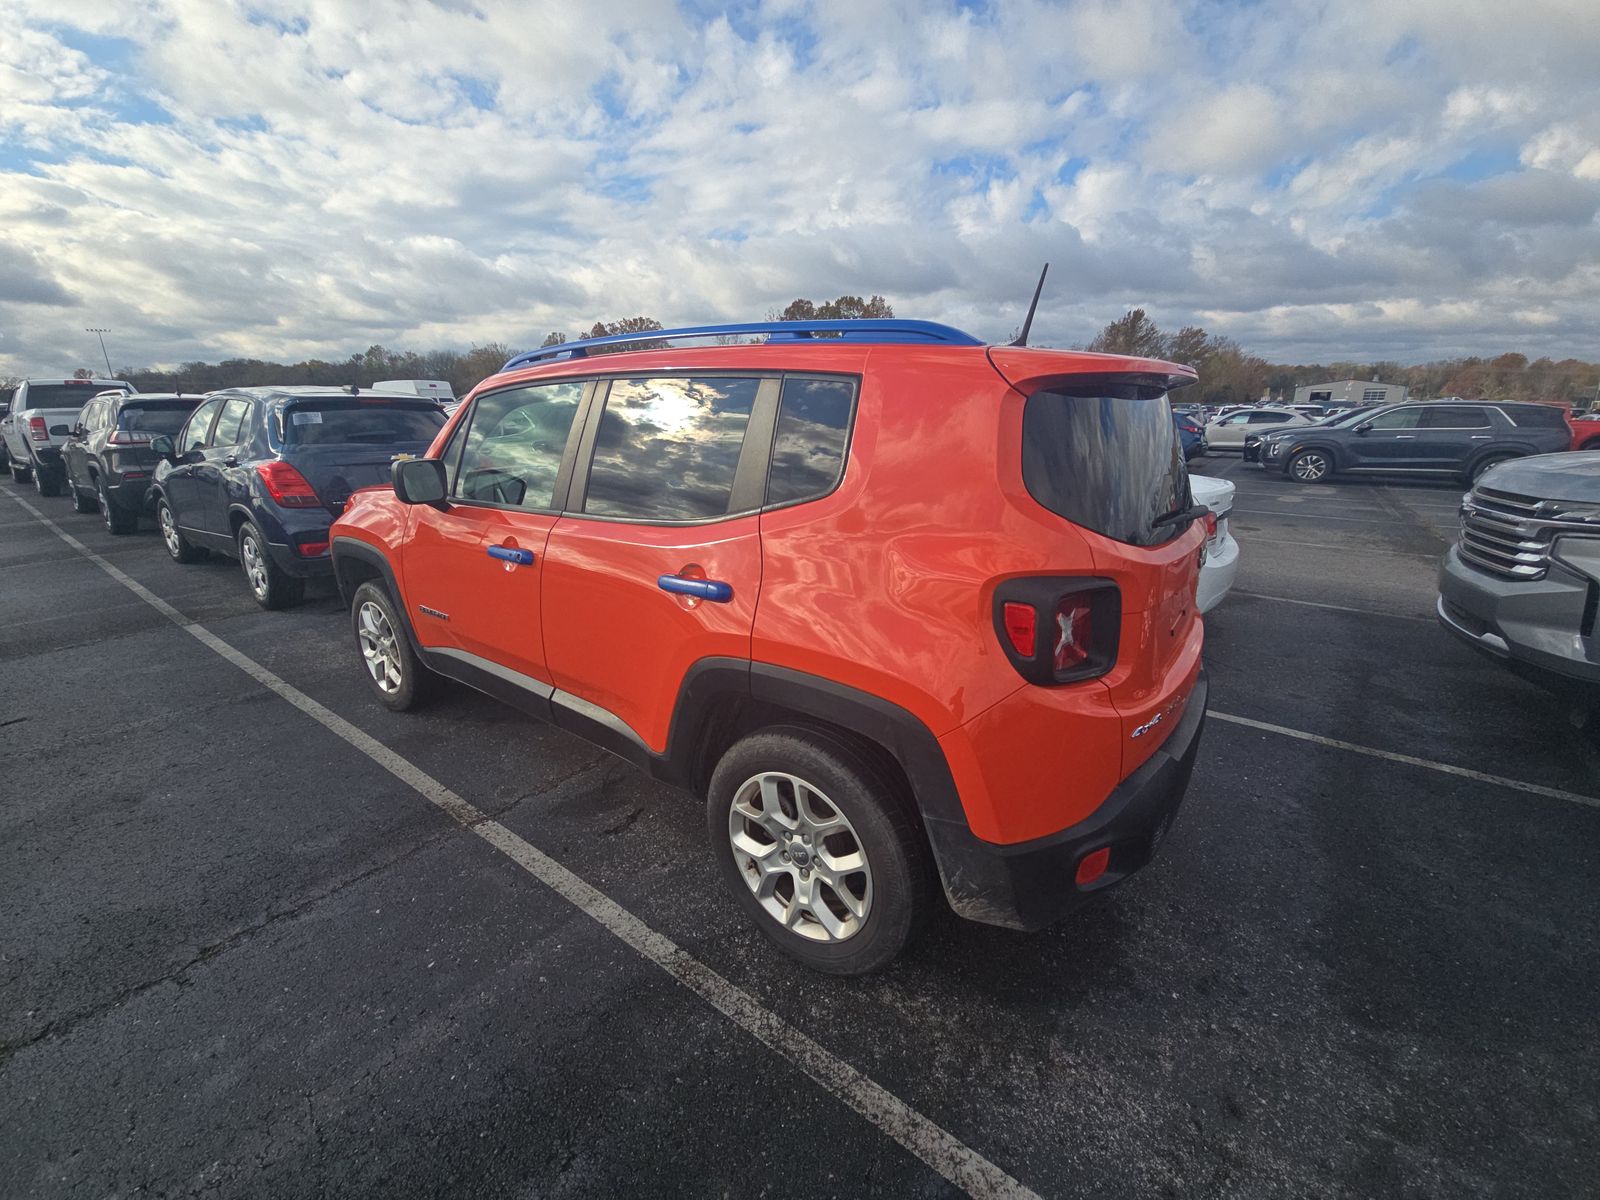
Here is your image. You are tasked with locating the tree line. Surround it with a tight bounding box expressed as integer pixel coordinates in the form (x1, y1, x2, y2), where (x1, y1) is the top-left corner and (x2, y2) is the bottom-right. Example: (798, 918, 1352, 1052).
(1088, 308, 1600, 408)
(7, 295, 1593, 408)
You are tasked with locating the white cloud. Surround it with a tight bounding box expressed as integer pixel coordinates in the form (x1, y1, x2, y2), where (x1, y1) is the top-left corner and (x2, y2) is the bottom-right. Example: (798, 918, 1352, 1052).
(1, 0, 1599, 376)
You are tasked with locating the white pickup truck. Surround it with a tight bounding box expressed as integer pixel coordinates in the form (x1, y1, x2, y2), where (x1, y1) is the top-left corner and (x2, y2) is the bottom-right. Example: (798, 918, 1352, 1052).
(2, 378, 135, 495)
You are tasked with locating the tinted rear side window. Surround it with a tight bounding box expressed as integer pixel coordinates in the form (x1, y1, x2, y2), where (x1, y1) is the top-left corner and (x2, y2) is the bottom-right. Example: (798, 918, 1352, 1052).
(283, 402, 444, 445)
(766, 377, 853, 506)
(119, 402, 200, 435)
(1507, 405, 1569, 429)
(583, 376, 759, 521)
(1022, 385, 1188, 547)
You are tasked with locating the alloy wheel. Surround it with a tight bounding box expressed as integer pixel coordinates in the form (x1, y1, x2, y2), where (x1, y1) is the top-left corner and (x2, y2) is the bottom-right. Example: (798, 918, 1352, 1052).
(1292, 452, 1329, 483)
(98, 481, 112, 531)
(727, 772, 873, 942)
(241, 532, 270, 601)
(356, 600, 403, 694)
(159, 506, 182, 557)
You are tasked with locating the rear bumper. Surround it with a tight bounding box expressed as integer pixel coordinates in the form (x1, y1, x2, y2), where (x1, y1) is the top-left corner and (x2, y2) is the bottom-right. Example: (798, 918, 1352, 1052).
(266, 537, 335, 578)
(926, 670, 1208, 931)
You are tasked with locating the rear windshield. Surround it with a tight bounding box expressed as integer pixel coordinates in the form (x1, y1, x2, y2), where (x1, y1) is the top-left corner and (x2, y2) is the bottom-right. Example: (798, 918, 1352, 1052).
(24, 383, 129, 408)
(119, 402, 198, 435)
(1022, 385, 1188, 547)
(282, 401, 445, 445)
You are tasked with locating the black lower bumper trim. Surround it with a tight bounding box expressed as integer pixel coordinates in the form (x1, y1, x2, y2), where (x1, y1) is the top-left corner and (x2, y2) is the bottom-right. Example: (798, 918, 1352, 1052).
(926, 670, 1209, 931)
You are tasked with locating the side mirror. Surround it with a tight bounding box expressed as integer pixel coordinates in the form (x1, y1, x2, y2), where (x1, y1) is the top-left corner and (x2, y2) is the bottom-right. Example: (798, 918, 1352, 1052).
(150, 435, 176, 458)
(1354, 422, 1372, 435)
(393, 457, 447, 506)
(72, 422, 86, 438)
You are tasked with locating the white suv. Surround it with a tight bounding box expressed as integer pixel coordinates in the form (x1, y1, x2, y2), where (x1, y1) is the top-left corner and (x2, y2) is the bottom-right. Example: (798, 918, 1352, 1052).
(1, 378, 134, 495)
(1204, 406, 1310, 450)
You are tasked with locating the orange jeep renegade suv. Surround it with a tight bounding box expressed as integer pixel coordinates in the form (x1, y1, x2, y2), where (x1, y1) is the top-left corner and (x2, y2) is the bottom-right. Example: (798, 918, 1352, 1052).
(330, 320, 1209, 973)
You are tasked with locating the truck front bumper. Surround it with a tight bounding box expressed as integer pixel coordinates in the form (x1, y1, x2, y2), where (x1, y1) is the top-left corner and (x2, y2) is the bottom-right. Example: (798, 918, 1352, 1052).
(1437, 544, 1600, 691)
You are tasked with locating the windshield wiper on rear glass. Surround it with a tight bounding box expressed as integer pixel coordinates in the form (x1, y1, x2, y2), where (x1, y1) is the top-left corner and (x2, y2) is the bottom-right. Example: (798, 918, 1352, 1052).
(1150, 502, 1211, 531)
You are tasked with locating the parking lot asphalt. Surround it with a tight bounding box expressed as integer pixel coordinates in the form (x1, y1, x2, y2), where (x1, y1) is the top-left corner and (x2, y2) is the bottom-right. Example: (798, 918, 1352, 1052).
(3, 457, 1598, 1199)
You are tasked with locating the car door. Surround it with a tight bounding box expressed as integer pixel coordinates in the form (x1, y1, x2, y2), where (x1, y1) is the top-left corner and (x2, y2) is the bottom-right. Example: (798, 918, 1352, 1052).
(197, 397, 254, 536)
(1348, 406, 1425, 469)
(401, 378, 590, 689)
(162, 397, 225, 531)
(1207, 412, 1251, 448)
(1414, 405, 1492, 471)
(62, 398, 98, 491)
(541, 373, 771, 756)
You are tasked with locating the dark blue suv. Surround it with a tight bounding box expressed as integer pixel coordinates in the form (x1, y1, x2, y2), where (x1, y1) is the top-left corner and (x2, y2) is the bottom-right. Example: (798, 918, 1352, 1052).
(151, 387, 445, 608)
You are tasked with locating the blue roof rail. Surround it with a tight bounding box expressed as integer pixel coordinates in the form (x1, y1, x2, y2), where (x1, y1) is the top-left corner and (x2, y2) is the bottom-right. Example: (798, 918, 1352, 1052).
(501, 319, 984, 371)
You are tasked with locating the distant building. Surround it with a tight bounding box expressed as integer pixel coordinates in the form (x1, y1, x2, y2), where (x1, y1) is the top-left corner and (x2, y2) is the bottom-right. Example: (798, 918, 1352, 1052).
(1293, 379, 1408, 406)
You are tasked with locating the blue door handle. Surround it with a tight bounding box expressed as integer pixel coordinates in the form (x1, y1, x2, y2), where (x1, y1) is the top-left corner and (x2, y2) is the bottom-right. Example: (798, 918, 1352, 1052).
(658, 574, 733, 603)
(487, 544, 535, 565)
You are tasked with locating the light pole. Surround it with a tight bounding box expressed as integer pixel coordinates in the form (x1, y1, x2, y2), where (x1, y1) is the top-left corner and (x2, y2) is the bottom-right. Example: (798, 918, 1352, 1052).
(85, 328, 113, 377)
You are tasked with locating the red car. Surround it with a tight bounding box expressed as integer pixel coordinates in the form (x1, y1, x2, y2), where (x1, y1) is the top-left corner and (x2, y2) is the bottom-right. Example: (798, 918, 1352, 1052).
(330, 320, 1208, 973)
(1570, 414, 1600, 452)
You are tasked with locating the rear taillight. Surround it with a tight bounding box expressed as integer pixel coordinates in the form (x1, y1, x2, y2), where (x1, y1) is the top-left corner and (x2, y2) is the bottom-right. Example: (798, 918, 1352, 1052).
(993, 578, 1120, 685)
(106, 429, 150, 445)
(1204, 512, 1218, 539)
(28, 417, 48, 442)
(255, 461, 322, 508)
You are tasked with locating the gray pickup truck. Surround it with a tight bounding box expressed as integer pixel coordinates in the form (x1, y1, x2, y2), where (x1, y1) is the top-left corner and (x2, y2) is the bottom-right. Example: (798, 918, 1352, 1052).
(1438, 452, 1600, 700)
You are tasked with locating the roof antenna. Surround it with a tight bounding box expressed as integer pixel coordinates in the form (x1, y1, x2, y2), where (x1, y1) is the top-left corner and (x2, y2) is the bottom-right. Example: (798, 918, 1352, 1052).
(1010, 263, 1049, 347)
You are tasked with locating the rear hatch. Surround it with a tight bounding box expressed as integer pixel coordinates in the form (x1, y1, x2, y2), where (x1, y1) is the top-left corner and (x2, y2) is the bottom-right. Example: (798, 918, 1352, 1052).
(112, 400, 202, 474)
(991, 349, 1205, 771)
(279, 398, 446, 512)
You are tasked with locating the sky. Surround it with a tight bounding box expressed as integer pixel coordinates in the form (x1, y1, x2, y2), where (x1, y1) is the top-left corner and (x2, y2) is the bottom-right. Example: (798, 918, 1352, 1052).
(1, 0, 1598, 377)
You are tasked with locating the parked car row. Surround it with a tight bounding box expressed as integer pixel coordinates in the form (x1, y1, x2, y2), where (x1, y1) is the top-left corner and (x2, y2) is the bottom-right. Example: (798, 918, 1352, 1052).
(11, 321, 1241, 976)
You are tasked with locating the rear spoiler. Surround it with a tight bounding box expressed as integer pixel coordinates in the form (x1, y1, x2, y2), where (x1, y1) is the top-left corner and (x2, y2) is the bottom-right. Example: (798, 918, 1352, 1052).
(987, 347, 1197, 395)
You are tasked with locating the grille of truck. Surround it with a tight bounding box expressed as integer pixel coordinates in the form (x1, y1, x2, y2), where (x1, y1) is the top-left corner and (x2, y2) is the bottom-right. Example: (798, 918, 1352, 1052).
(1459, 487, 1555, 580)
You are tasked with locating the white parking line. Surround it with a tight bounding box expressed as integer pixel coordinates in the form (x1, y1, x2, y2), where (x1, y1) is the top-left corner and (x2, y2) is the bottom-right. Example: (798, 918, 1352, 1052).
(1211, 711, 1600, 809)
(1228, 591, 1432, 621)
(5, 492, 1038, 1200)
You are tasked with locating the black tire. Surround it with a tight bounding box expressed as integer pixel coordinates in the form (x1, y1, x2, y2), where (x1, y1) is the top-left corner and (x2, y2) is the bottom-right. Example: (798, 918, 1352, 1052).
(707, 726, 932, 975)
(238, 520, 304, 610)
(97, 477, 137, 533)
(1287, 449, 1333, 484)
(8, 458, 29, 484)
(350, 580, 434, 711)
(1468, 453, 1515, 485)
(157, 497, 205, 563)
(32, 458, 61, 497)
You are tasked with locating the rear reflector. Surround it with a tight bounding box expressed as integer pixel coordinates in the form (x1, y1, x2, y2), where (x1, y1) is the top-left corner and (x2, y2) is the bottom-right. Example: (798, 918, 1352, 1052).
(28, 417, 48, 441)
(121, 470, 149, 480)
(1001, 602, 1036, 657)
(1075, 847, 1111, 887)
(294, 540, 330, 558)
(255, 461, 322, 508)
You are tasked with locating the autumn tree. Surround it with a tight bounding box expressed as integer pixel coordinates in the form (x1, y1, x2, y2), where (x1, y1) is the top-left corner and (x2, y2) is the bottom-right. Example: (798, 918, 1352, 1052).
(1087, 309, 1166, 358)
(775, 295, 895, 321)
